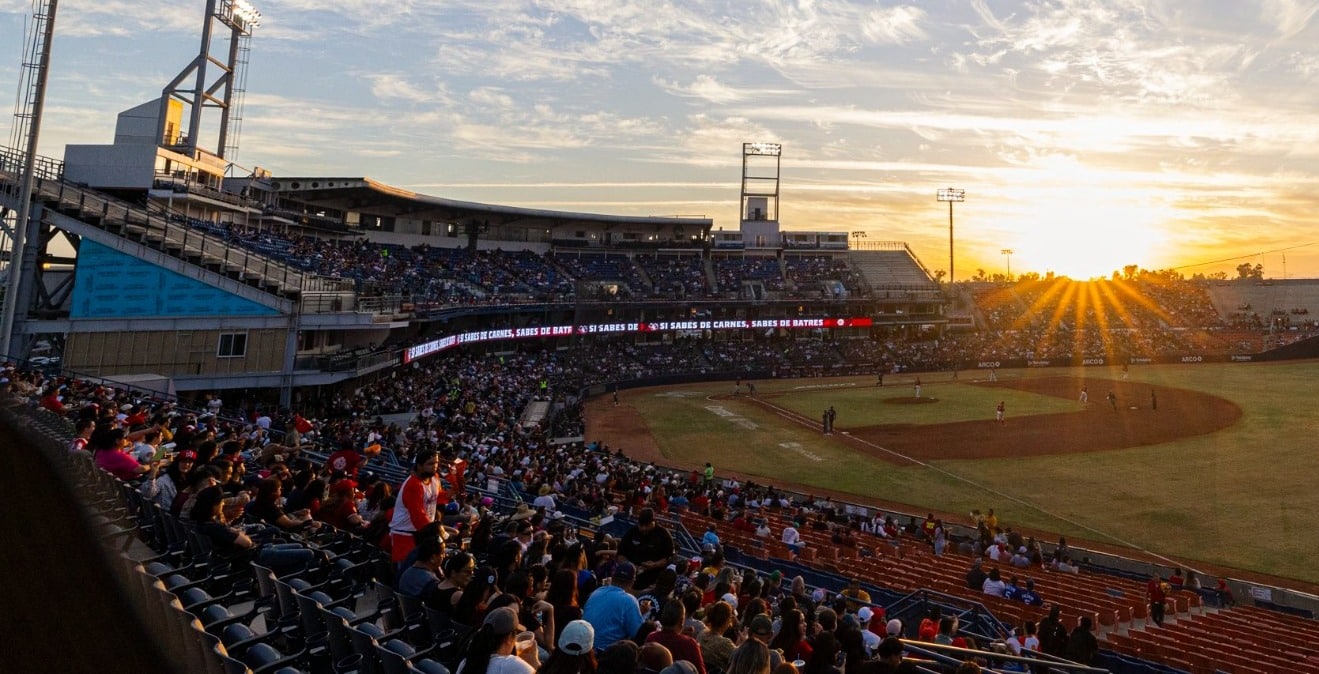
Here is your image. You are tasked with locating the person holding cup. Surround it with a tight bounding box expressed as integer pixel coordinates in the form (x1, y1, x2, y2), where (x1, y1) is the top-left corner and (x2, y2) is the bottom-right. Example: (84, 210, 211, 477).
(456, 606, 539, 674)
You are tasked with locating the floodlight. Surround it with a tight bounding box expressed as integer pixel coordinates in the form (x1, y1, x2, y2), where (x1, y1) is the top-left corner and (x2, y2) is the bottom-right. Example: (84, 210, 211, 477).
(937, 188, 965, 203)
(936, 188, 966, 283)
(744, 142, 782, 157)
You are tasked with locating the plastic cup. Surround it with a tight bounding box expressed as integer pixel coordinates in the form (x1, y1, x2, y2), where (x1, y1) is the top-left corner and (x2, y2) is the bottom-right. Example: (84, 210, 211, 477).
(515, 631, 536, 656)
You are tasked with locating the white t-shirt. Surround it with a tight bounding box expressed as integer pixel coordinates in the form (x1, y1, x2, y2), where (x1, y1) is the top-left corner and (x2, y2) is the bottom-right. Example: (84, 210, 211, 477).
(782, 527, 801, 546)
(458, 654, 535, 674)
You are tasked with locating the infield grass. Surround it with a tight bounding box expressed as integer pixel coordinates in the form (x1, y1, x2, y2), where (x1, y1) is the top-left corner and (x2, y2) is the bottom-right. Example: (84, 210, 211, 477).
(630, 362, 1319, 585)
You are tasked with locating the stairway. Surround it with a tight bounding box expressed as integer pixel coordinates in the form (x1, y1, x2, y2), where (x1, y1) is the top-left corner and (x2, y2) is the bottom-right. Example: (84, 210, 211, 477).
(23, 174, 308, 300)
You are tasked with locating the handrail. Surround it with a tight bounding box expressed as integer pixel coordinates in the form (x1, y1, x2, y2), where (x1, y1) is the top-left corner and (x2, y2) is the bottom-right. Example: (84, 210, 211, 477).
(29, 175, 308, 296)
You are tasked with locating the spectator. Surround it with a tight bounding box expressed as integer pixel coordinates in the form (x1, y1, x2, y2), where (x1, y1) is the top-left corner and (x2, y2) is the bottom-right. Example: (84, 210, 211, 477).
(542, 620, 597, 674)
(389, 449, 445, 567)
(1035, 605, 1069, 658)
(859, 637, 919, 674)
(619, 508, 676, 591)
(453, 566, 501, 626)
(597, 641, 640, 674)
(839, 579, 871, 614)
(645, 600, 706, 674)
(548, 568, 585, 644)
(965, 559, 986, 591)
(189, 485, 314, 577)
(747, 614, 785, 670)
(727, 639, 773, 674)
(699, 600, 737, 673)
(246, 477, 320, 533)
(981, 568, 1006, 597)
(139, 449, 196, 511)
(456, 605, 540, 674)
(429, 552, 476, 615)
(770, 609, 812, 663)
(398, 534, 445, 601)
(1063, 616, 1098, 665)
(583, 562, 645, 652)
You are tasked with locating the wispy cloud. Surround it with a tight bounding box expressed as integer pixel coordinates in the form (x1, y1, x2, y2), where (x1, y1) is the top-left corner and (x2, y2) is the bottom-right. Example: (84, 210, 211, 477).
(5, 0, 1319, 276)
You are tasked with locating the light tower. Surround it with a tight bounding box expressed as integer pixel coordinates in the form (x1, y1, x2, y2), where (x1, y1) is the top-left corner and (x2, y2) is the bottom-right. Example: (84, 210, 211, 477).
(157, 0, 261, 160)
(0, 0, 59, 358)
(739, 142, 782, 248)
(1001, 248, 1013, 278)
(937, 188, 965, 283)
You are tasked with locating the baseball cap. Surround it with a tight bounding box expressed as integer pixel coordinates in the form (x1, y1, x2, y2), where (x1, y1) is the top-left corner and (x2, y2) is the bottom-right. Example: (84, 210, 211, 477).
(178, 450, 198, 461)
(858, 607, 874, 623)
(558, 620, 595, 655)
(750, 615, 774, 636)
(612, 561, 637, 583)
(483, 606, 522, 636)
(886, 619, 903, 636)
(721, 593, 739, 609)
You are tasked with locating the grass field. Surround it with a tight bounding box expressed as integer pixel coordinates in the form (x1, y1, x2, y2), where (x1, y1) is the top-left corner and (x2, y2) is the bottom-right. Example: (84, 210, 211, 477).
(624, 361, 1319, 586)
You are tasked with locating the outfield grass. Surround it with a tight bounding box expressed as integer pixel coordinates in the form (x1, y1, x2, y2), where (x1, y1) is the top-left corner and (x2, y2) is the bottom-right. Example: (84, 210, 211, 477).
(631, 362, 1319, 585)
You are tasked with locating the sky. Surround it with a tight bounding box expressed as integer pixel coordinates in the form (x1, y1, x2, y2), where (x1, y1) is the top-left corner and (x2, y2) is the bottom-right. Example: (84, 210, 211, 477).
(3, 0, 1319, 280)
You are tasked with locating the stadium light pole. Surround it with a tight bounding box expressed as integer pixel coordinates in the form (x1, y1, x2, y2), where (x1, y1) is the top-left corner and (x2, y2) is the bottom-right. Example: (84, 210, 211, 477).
(1001, 248, 1013, 278)
(851, 230, 866, 249)
(937, 188, 965, 283)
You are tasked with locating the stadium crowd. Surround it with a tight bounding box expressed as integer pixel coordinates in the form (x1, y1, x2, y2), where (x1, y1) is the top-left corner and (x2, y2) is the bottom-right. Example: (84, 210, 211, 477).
(6, 329, 1264, 674)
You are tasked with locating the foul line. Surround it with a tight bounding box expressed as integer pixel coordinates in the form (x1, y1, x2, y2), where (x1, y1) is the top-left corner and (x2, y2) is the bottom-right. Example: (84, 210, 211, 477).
(739, 394, 1187, 569)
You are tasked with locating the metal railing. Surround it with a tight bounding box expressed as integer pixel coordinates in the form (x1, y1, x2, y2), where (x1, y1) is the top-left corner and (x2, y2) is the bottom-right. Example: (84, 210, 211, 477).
(0, 144, 63, 181)
(29, 176, 309, 297)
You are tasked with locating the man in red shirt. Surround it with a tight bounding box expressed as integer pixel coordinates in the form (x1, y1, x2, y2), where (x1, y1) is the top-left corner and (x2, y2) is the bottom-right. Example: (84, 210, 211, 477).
(1147, 573, 1168, 626)
(388, 450, 447, 565)
(645, 599, 706, 674)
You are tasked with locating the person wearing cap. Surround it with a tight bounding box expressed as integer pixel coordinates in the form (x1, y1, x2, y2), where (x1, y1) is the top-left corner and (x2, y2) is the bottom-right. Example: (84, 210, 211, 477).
(539, 620, 596, 674)
(582, 561, 645, 652)
(865, 637, 919, 674)
(457, 606, 539, 674)
(619, 508, 676, 590)
(645, 599, 707, 674)
(139, 447, 198, 510)
(747, 614, 785, 670)
(855, 607, 881, 655)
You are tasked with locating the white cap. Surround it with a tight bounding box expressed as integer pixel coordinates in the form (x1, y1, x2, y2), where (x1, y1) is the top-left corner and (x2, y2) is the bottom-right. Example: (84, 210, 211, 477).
(858, 607, 874, 623)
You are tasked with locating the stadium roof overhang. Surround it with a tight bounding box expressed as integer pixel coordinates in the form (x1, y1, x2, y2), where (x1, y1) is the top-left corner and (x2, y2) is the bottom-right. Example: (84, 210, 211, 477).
(267, 177, 713, 232)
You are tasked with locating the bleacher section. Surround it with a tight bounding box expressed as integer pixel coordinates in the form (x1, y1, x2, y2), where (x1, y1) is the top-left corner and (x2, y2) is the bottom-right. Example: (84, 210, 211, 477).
(31, 178, 313, 299)
(850, 248, 936, 289)
(712, 254, 785, 294)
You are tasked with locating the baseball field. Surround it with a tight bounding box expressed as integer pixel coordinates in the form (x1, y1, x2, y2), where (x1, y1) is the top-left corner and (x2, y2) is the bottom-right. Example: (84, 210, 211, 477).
(583, 360, 1319, 590)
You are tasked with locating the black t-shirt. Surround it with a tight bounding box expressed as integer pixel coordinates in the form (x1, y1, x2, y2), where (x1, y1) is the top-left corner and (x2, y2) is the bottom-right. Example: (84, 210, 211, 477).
(197, 520, 251, 563)
(619, 525, 675, 587)
(246, 501, 288, 528)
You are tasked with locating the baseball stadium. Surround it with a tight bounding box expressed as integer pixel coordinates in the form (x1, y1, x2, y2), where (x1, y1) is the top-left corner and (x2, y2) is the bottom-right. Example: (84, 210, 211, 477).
(4, 3, 1319, 674)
